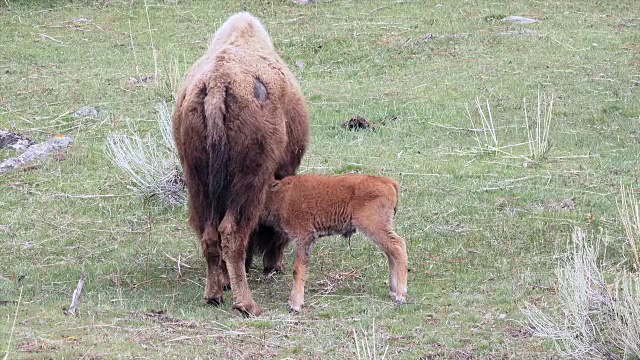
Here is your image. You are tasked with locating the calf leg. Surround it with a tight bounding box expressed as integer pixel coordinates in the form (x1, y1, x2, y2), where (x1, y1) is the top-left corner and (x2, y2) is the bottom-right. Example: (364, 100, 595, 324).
(202, 223, 225, 304)
(353, 208, 408, 304)
(290, 236, 315, 312)
(249, 225, 288, 274)
(262, 230, 288, 274)
(367, 228, 407, 303)
(219, 213, 263, 316)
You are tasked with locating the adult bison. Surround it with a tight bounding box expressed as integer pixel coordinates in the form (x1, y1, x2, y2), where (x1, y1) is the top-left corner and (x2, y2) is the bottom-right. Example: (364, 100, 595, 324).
(172, 12, 309, 316)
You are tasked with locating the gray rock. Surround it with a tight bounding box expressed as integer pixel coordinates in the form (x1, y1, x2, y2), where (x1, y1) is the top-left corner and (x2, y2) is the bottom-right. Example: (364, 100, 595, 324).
(502, 16, 538, 24)
(73, 106, 108, 119)
(72, 17, 92, 24)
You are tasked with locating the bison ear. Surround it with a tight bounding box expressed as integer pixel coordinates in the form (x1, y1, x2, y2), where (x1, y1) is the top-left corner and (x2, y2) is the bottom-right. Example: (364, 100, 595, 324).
(268, 180, 281, 191)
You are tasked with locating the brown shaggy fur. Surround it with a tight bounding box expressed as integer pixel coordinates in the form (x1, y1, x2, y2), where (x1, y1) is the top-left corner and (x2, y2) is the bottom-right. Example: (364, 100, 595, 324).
(172, 12, 309, 316)
(261, 174, 408, 312)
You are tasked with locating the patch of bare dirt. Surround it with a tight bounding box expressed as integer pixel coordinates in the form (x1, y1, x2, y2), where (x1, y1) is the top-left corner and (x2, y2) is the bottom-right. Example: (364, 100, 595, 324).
(505, 326, 533, 339)
(17, 340, 57, 353)
(496, 196, 521, 216)
(422, 33, 469, 40)
(548, 198, 576, 211)
(132, 309, 197, 328)
(429, 222, 475, 233)
(448, 349, 475, 360)
(127, 75, 155, 87)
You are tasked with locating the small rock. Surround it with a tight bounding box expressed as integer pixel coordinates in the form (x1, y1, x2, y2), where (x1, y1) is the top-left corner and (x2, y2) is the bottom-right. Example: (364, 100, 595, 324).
(291, 0, 313, 3)
(341, 116, 373, 131)
(72, 17, 92, 24)
(558, 199, 576, 210)
(295, 60, 305, 69)
(128, 75, 155, 86)
(501, 16, 538, 24)
(0, 225, 10, 234)
(435, 3, 445, 7)
(73, 106, 107, 119)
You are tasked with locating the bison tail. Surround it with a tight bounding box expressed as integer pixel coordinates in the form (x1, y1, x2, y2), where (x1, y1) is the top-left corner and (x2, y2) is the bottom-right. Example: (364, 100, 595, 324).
(204, 83, 230, 218)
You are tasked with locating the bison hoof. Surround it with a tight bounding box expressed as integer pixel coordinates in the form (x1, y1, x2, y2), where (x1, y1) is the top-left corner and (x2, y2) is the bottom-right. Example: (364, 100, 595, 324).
(205, 296, 224, 306)
(232, 301, 263, 317)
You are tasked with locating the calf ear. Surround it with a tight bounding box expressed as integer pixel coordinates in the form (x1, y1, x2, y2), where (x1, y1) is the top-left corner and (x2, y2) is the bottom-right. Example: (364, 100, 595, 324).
(268, 181, 281, 191)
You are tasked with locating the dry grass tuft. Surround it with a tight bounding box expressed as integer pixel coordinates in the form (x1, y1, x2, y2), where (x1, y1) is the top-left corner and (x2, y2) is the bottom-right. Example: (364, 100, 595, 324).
(521, 227, 640, 359)
(352, 319, 388, 360)
(617, 184, 640, 271)
(466, 96, 500, 154)
(106, 101, 185, 205)
(524, 92, 554, 163)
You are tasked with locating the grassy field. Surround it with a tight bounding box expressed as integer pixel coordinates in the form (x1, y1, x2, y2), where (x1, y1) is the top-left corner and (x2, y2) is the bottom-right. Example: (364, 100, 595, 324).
(1, 0, 639, 358)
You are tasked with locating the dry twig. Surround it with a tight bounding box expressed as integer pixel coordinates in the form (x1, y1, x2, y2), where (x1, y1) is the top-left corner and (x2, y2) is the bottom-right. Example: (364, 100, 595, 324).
(3, 286, 22, 360)
(64, 265, 87, 316)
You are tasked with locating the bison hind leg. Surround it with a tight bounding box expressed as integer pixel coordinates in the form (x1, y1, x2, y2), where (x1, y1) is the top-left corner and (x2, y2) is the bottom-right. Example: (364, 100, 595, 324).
(219, 212, 263, 316)
(201, 223, 226, 305)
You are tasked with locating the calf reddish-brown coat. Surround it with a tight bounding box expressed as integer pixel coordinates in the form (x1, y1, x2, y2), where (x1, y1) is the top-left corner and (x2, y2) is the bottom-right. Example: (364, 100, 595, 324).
(172, 12, 309, 316)
(261, 174, 408, 312)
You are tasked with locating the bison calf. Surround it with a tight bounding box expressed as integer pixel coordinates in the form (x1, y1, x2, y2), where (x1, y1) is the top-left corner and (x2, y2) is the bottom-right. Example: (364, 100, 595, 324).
(261, 174, 408, 312)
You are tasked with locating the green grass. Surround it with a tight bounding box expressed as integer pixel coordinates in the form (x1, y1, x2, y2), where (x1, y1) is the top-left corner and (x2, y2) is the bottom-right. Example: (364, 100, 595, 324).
(1, 0, 639, 358)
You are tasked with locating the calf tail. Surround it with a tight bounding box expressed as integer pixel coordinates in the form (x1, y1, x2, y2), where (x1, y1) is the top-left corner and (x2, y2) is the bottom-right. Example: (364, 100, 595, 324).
(204, 82, 230, 220)
(390, 178, 400, 215)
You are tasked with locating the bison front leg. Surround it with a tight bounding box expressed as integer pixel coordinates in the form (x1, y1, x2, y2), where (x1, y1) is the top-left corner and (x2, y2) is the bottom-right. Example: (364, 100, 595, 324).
(290, 237, 314, 312)
(202, 224, 226, 304)
(219, 213, 263, 316)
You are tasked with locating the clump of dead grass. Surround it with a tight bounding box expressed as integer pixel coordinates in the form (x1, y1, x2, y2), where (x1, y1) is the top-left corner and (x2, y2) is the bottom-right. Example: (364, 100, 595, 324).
(521, 225, 640, 359)
(106, 101, 185, 205)
(457, 93, 556, 166)
(617, 184, 640, 271)
(524, 91, 554, 163)
(352, 319, 389, 360)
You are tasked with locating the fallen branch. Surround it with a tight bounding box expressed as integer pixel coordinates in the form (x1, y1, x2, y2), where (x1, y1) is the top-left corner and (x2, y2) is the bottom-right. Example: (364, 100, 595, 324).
(64, 265, 86, 316)
(0, 135, 72, 175)
(0, 130, 35, 151)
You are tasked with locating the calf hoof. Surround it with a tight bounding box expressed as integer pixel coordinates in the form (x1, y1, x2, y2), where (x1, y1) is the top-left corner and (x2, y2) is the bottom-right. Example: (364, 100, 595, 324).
(390, 292, 406, 304)
(289, 303, 303, 313)
(232, 301, 263, 317)
(288, 297, 304, 313)
(205, 296, 224, 306)
(262, 265, 283, 275)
